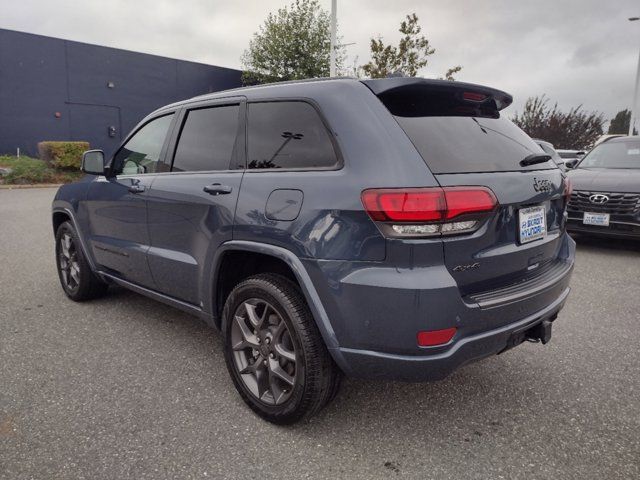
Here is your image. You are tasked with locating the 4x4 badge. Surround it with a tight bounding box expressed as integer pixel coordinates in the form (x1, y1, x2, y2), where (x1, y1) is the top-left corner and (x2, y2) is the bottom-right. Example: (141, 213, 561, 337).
(453, 262, 480, 272)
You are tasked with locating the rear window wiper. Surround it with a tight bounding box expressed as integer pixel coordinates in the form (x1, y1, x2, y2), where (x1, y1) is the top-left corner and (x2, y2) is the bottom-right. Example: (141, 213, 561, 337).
(520, 154, 551, 167)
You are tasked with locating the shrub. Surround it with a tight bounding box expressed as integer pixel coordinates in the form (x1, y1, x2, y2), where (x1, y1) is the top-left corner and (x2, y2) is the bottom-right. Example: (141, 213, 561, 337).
(0, 155, 52, 184)
(37, 141, 90, 170)
(0, 155, 83, 185)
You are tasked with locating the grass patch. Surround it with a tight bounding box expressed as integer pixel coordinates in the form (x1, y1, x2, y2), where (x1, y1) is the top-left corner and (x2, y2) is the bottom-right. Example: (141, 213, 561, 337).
(0, 155, 84, 185)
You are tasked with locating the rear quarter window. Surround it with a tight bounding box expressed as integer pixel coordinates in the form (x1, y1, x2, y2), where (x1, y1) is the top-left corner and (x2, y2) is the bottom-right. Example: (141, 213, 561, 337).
(247, 101, 338, 170)
(394, 115, 554, 174)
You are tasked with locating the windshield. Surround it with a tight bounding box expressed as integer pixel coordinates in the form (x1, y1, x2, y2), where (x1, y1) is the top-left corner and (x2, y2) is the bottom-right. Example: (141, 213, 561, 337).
(578, 140, 640, 169)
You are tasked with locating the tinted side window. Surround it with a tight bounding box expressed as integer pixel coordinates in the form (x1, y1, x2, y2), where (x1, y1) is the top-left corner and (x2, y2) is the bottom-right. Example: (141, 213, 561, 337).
(172, 105, 240, 172)
(247, 102, 337, 169)
(113, 114, 174, 175)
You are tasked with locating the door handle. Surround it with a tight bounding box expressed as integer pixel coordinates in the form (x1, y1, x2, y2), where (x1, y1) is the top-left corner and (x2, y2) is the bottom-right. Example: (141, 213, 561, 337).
(203, 183, 233, 195)
(128, 184, 146, 194)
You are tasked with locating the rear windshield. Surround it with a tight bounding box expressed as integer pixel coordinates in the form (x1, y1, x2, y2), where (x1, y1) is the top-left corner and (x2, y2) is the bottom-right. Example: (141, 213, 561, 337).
(578, 140, 640, 169)
(394, 115, 554, 174)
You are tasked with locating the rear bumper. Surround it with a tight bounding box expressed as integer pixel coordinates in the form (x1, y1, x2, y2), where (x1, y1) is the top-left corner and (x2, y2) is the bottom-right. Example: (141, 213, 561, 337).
(337, 286, 570, 381)
(304, 233, 575, 381)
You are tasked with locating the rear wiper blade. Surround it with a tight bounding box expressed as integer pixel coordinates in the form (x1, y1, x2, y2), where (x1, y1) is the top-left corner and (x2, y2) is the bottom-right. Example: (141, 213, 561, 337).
(520, 154, 551, 167)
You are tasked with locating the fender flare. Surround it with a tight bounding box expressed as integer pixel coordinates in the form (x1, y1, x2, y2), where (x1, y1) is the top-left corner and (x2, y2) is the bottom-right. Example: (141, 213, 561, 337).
(211, 240, 350, 372)
(52, 206, 98, 272)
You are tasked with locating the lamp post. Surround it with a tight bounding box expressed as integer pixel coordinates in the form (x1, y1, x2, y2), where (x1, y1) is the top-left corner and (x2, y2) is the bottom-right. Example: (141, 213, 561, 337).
(630, 16, 640, 136)
(330, 0, 337, 77)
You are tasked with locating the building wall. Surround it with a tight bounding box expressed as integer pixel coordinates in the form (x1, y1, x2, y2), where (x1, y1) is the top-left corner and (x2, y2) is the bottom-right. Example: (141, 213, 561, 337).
(0, 29, 242, 157)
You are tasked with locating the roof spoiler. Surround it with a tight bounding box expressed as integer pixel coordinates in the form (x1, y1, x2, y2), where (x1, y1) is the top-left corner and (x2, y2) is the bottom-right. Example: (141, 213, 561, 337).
(361, 78, 513, 118)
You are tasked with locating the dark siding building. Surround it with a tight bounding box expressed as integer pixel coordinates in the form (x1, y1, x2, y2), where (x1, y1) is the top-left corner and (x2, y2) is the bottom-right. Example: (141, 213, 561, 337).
(0, 29, 242, 157)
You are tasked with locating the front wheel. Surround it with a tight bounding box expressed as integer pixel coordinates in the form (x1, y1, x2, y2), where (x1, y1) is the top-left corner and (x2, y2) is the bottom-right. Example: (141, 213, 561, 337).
(55, 221, 108, 301)
(222, 274, 341, 424)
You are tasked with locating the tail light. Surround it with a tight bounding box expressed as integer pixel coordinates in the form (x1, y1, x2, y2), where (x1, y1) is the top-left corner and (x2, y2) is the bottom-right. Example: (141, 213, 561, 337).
(462, 91, 487, 102)
(563, 177, 573, 201)
(361, 186, 497, 237)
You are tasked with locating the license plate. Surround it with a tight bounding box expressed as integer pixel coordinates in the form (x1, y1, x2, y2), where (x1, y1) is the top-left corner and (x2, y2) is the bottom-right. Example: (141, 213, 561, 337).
(583, 212, 610, 226)
(519, 206, 547, 243)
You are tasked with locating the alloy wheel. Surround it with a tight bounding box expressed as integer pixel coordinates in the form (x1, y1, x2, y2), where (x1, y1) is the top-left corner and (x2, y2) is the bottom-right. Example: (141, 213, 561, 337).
(59, 233, 80, 291)
(230, 299, 298, 405)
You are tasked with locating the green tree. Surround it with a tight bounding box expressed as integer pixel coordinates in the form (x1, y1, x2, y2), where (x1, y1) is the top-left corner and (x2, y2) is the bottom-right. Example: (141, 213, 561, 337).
(607, 109, 636, 135)
(361, 13, 461, 79)
(443, 66, 462, 81)
(513, 95, 605, 149)
(241, 0, 344, 84)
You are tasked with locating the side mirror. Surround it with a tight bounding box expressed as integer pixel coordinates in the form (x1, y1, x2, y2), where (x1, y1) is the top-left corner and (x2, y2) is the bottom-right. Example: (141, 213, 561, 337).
(564, 159, 578, 169)
(81, 150, 106, 175)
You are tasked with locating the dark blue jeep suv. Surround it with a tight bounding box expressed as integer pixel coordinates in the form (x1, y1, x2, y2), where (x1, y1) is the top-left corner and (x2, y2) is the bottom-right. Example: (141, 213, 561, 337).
(52, 77, 575, 423)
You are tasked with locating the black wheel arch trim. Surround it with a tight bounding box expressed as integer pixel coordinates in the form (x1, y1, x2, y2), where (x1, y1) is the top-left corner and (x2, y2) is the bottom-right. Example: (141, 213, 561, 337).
(51, 207, 98, 272)
(210, 240, 348, 372)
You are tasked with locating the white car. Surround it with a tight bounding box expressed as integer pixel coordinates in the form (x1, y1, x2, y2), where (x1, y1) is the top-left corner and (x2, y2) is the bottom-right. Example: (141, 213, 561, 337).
(533, 139, 567, 170)
(556, 149, 586, 169)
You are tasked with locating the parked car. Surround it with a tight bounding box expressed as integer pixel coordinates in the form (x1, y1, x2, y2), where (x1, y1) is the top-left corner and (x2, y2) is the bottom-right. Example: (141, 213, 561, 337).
(566, 135, 640, 238)
(52, 77, 575, 424)
(556, 149, 586, 169)
(593, 134, 625, 147)
(533, 139, 567, 170)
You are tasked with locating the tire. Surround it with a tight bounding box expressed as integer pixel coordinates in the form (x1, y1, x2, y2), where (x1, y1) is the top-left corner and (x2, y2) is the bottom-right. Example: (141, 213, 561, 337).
(55, 221, 108, 301)
(222, 273, 341, 424)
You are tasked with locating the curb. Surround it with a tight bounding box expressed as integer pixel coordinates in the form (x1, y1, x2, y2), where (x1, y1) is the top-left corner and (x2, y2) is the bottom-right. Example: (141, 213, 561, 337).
(0, 184, 62, 190)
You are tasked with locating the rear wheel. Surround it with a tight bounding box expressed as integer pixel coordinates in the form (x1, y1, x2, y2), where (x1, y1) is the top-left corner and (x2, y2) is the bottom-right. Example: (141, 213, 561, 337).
(222, 273, 340, 424)
(55, 221, 108, 301)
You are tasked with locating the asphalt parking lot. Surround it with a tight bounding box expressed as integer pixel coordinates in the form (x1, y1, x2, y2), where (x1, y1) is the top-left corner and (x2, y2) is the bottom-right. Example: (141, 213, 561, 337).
(1, 187, 639, 480)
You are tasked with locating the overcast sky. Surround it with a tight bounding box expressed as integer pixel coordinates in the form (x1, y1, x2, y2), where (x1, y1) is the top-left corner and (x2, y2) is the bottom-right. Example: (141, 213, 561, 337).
(2, 0, 639, 120)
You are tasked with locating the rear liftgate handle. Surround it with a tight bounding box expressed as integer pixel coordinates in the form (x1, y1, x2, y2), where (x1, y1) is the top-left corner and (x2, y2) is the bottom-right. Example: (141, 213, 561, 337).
(203, 183, 233, 196)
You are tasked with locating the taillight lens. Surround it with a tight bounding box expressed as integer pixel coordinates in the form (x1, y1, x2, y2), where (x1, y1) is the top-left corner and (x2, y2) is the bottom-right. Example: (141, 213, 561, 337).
(361, 186, 497, 237)
(462, 91, 487, 102)
(563, 177, 573, 201)
(441, 187, 497, 220)
(361, 189, 445, 222)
